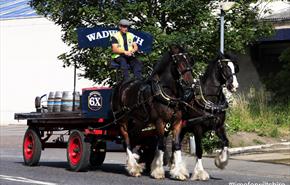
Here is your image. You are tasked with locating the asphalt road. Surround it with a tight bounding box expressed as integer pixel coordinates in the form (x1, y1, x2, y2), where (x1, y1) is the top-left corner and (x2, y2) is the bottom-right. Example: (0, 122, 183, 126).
(0, 125, 289, 185)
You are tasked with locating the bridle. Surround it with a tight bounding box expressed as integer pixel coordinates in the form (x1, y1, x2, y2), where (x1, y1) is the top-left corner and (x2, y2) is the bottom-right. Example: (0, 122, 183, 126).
(171, 53, 194, 88)
(172, 53, 192, 75)
(217, 59, 238, 83)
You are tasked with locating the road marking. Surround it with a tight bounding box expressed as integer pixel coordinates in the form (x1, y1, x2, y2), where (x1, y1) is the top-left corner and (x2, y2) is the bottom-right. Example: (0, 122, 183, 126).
(0, 154, 22, 159)
(0, 175, 57, 185)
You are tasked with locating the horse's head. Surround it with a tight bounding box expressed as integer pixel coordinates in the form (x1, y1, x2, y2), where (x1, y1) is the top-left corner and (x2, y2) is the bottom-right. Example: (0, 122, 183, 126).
(216, 53, 239, 92)
(169, 44, 195, 88)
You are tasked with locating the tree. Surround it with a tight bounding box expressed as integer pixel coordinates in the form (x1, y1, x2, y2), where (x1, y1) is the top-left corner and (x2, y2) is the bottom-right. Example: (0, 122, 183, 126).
(265, 47, 290, 101)
(30, 0, 273, 85)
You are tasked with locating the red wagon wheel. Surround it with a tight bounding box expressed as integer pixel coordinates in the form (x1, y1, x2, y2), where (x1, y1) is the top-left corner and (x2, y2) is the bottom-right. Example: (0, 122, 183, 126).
(67, 130, 90, 172)
(23, 128, 42, 166)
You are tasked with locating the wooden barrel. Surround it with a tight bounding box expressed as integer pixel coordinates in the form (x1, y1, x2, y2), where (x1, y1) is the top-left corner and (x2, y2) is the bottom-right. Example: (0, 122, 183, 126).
(47, 92, 55, 112)
(53, 91, 62, 112)
(61, 91, 80, 112)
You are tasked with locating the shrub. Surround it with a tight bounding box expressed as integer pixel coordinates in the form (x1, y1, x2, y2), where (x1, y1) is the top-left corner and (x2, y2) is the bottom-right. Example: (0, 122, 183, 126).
(226, 88, 289, 138)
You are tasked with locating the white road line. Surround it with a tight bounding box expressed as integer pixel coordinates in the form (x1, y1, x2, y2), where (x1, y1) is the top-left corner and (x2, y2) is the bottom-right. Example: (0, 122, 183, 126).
(0, 154, 22, 158)
(0, 175, 58, 185)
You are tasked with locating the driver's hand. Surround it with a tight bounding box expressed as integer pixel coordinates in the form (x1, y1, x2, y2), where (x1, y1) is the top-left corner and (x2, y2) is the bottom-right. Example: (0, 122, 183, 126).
(124, 51, 132, 56)
(130, 50, 136, 55)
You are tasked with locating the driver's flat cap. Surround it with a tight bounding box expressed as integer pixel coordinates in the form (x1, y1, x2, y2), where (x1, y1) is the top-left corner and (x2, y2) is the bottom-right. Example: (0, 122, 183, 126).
(119, 19, 132, 26)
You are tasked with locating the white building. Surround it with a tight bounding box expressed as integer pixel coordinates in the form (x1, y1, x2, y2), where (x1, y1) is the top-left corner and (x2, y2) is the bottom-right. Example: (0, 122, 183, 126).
(0, 0, 94, 125)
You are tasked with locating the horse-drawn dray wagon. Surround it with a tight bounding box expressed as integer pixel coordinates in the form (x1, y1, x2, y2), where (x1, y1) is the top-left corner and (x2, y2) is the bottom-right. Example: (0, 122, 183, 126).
(14, 44, 239, 181)
(14, 20, 240, 180)
(15, 87, 156, 172)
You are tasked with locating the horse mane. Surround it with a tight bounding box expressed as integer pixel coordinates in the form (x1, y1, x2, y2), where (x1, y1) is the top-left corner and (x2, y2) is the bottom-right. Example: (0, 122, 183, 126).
(168, 44, 186, 54)
(201, 58, 218, 83)
(151, 44, 186, 77)
(150, 51, 171, 77)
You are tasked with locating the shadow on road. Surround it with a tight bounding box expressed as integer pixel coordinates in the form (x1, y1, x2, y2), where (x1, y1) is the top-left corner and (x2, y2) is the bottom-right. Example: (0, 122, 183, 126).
(14, 161, 225, 181)
(209, 176, 223, 180)
(40, 161, 70, 169)
(15, 161, 69, 169)
(14, 161, 128, 174)
(99, 163, 127, 174)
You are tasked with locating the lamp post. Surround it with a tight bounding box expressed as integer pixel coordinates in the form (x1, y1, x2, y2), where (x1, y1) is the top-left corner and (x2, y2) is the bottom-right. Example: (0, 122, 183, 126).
(219, 1, 235, 54)
(220, 8, 225, 54)
(219, 1, 236, 105)
(72, 61, 77, 111)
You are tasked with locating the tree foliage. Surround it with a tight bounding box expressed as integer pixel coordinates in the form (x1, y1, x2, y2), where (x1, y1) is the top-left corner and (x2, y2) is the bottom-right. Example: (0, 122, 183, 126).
(30, 0, 273, 85)
(265, 47, 290, 101)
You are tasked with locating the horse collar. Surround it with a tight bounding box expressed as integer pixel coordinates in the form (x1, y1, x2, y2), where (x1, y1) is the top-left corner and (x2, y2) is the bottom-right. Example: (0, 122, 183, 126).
(194, 80, 228, 113)
(152, 81, 181, 107)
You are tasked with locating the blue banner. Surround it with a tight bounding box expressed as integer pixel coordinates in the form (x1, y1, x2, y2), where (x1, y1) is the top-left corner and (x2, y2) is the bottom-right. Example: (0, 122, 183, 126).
(77, 27, 154, 53)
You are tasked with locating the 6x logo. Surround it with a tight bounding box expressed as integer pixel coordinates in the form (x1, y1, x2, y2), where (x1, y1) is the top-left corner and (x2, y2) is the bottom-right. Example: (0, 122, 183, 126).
(88, 91, 102, 111)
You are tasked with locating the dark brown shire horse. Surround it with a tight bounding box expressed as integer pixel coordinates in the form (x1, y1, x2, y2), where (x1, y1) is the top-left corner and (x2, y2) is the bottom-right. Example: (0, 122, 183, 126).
(180, 53, 239, 181)
(111, 45, 194, 180)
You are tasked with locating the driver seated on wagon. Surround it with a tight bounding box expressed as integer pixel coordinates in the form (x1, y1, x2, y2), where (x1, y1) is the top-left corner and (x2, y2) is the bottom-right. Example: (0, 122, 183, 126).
(111, 19, 143, 80)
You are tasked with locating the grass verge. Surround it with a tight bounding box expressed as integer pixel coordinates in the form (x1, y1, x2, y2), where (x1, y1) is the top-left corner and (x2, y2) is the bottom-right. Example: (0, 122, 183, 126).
(227, 88, 289, 138)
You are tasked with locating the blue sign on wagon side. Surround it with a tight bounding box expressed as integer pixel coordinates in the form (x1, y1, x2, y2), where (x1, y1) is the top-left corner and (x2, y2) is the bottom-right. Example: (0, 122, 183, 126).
(81, 87, 113, 119)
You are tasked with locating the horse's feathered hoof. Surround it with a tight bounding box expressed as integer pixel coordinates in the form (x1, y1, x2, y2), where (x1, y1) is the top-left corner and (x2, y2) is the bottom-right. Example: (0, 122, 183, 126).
(126, 159, 144, 177)
(214, 150, 229, 169)
(150, 167, 165, 179)
(129, 171, 141, 177)
(127, 164, 144, 177)
(170, 163, 189, 181)
(191, 170, 210, 181)
(215, 157, 228, 169)
(150, 150, 165, 179)
(171, 174, 188, 181)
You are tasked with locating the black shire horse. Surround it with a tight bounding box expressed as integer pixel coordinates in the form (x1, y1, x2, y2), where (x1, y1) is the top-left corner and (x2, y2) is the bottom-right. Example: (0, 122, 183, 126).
(112, 45, 194, 180)
(181, 53, 239, 181)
